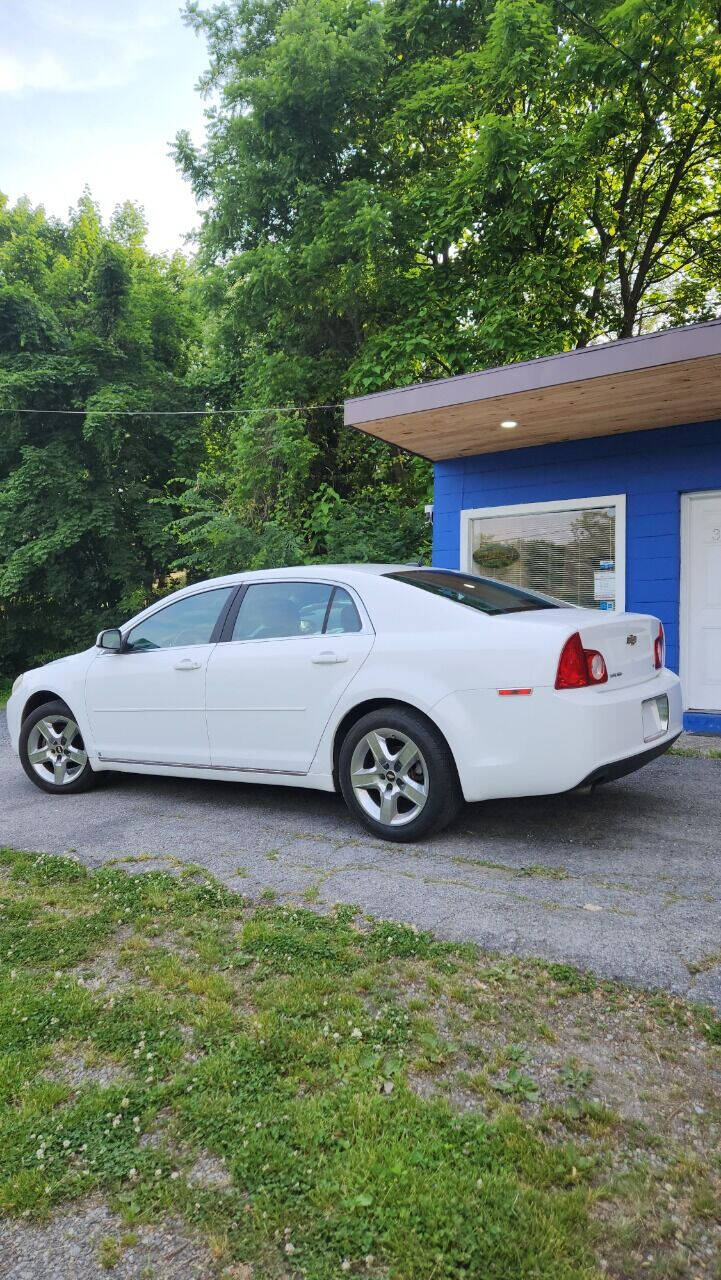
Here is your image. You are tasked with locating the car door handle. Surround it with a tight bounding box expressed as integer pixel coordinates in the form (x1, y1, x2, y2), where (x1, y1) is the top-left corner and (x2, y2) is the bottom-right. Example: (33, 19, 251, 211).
(174, 658, 202, 671)
(312, 651, 348, 665)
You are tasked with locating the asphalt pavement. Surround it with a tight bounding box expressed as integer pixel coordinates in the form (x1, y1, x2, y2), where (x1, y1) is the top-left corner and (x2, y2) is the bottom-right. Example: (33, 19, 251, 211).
(1, 717, 719, 1009)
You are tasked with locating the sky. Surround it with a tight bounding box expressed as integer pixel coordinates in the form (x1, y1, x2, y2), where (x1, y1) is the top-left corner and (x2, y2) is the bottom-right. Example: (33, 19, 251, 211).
(0, 0, 210, 253)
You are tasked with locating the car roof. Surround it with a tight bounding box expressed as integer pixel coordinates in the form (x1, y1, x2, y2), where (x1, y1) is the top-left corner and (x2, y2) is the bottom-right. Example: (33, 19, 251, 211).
(122, 564, 451, 635)
(182, 564, 417, 591)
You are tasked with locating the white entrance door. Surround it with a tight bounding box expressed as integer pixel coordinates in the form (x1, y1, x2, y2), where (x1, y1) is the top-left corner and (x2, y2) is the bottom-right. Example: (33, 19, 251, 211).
(682, 491, 721, 712)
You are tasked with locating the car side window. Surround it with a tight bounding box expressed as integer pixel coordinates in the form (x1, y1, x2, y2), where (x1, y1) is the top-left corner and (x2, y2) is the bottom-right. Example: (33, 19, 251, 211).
(232, 582, 334, 642)
(325, 587, 362, 634)
(125, 587, 234, 652)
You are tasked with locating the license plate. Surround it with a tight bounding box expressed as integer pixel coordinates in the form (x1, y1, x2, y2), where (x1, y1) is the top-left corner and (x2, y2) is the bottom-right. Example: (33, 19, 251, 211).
(642, 693, 669, 742)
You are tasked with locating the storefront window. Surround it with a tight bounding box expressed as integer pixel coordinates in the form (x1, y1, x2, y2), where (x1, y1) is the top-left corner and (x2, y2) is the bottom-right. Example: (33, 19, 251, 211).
(467, 500, 621, 610)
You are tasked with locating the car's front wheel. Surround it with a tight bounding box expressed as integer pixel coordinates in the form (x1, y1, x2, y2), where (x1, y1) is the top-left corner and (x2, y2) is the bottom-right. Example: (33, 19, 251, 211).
(338, 707, 463, 842)
(19, 700, 98, 794)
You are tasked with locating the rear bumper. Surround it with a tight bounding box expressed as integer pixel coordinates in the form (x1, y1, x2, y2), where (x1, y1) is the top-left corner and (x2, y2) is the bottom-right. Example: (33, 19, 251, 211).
(574, 732, 681, 789)
(432, 669, 683, 803)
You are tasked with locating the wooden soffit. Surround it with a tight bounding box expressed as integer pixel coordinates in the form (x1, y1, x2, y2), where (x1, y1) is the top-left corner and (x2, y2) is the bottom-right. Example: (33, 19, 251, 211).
(344, 322, 721, 460)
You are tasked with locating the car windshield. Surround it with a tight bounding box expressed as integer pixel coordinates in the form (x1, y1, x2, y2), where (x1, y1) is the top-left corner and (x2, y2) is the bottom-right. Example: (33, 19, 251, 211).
(386, 569, 565, 615)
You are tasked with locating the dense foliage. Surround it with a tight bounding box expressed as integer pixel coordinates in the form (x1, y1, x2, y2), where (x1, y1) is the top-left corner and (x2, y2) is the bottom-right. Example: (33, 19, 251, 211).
(0, 195, 204, 674)
(2, 0, 720, 674)
(171, 0, 721, 577)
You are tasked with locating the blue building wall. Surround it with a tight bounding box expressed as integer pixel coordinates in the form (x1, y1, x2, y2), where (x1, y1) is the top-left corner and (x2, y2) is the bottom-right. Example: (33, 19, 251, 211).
(432, 418, 721, 734)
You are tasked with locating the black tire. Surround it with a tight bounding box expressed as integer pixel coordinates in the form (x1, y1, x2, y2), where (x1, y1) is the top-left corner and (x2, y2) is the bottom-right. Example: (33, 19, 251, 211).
(19, 699, 98, 795)
(338, 706, 463, 842)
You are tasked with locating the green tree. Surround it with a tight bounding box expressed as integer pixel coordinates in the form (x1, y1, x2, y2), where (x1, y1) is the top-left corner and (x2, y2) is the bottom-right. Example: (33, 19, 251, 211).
(172, 0, 721, 570)
(0, 193, 204, 676)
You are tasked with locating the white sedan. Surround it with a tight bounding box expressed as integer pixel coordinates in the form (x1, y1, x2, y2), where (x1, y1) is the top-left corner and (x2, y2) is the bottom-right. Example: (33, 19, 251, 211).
(6, 565, 682, 841)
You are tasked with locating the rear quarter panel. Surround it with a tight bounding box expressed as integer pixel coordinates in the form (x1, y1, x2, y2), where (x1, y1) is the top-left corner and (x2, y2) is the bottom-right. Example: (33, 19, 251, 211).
(308, 607, 569, 781)
(311, 579, 676, 801)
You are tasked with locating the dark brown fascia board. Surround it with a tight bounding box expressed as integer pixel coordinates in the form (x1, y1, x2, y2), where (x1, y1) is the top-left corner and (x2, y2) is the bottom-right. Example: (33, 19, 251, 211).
(343, 319, 721, 427)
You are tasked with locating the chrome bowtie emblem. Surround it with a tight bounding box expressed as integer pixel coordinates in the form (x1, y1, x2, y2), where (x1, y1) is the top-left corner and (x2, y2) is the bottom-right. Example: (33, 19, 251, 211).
(626, 633, 638, 646)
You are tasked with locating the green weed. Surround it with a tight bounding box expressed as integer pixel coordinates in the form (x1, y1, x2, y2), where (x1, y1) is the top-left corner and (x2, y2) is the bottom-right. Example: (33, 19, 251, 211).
(0, 847, 718, 1280)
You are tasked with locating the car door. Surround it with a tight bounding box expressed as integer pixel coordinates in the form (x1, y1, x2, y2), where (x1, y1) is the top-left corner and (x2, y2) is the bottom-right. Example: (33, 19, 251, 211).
(85, 585, 236, 766)
(206, 580, 374, 773)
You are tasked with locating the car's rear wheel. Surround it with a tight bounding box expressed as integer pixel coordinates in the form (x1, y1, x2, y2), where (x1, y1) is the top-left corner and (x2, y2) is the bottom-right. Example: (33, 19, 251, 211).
(20, 700, 98, 794)
(338, 707, 463, 842)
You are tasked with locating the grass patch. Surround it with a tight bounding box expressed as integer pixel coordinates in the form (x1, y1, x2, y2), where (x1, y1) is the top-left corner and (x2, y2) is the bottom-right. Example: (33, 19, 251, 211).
(0, 848, 719, 1279)
(687, 952, 721, 976)
(0, 678, 11, 709)
(98, 1235, 123, 1269)
(518, 864, 570, 881)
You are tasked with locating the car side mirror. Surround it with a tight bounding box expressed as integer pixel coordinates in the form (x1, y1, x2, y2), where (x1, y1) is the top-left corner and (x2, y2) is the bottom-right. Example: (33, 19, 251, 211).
(97, 628, 123, 652)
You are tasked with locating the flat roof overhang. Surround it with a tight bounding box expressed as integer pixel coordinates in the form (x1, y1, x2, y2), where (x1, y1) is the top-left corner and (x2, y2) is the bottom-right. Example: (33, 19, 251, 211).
(344, 320, 721, 461)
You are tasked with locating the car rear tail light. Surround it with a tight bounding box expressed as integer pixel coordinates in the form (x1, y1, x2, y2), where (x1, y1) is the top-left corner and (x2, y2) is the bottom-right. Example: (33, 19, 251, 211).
(654, 622, 665, 670)
(585, 649, 608, 684)
(555, 632, 588, 689)
(555, 632, 608, 689)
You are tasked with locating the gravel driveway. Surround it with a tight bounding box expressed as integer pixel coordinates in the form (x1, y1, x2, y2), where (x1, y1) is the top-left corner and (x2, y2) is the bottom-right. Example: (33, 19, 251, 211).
(1, 718, 719, 1009)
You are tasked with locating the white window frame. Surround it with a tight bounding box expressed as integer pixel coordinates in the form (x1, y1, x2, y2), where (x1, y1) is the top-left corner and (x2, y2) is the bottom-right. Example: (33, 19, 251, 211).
(460, 493, 627, 611)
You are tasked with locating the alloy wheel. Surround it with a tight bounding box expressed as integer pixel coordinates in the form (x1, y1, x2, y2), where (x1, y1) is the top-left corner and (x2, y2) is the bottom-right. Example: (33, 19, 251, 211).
(26, 715, 88, 787)
(349, 727, 429, 827)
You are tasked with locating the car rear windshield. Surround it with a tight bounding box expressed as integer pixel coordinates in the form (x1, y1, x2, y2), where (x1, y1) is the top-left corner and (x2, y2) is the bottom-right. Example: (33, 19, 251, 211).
(386, 569, 564, 616)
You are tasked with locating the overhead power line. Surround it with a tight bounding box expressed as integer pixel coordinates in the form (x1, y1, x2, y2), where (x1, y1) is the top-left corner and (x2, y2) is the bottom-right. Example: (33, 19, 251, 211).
(555, 0, 670, 90)
(2, 403, 344, 417)
(2, 10, 713, 439)
(554, 0, 719, 128)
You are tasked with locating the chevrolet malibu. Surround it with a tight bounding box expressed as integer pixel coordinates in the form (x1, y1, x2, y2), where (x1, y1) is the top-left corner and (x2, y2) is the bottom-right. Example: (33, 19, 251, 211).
(6, 565, 682, 841)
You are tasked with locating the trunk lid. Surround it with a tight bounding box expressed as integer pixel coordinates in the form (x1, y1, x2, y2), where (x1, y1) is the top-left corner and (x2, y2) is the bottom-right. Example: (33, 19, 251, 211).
(500, 607, 660, 689)
(576, 613, 658, 689)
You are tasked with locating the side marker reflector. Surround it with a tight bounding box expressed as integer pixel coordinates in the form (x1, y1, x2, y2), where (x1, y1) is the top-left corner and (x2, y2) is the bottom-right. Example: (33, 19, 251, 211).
(498, 688, 533, 696)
